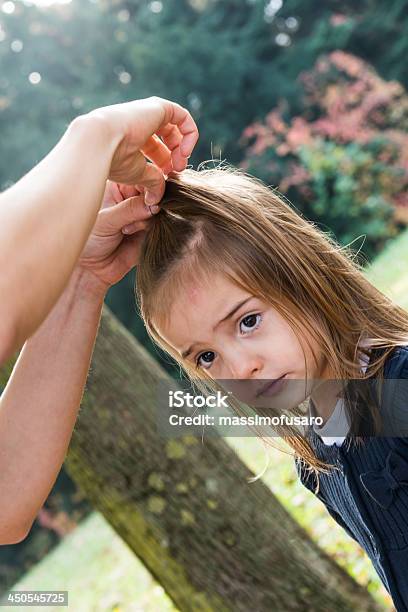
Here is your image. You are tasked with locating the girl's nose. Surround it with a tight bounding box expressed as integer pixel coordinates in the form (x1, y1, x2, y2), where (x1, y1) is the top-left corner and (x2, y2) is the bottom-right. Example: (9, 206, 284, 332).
(229, 355, 263, 380)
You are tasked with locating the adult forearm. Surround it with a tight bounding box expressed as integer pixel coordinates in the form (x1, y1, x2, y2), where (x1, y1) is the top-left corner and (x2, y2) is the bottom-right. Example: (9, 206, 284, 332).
(0, 267, 106, 544)
(0, 115, 119, 361)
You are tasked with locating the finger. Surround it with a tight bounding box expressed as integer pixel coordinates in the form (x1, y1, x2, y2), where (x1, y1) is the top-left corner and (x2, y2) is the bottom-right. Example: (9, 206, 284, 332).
(117, 183, 143, 201)
(158, 99, 199, 169)
(154, 124, 183, 175)
(100, 194, 155, 232)
(155, 125, 182, 172)
(156, 123, 182, 152)
(142, 134, 172, 173)
(102, 180, 123, 209)
(135, 159, 166, 205)
(102, 182, 142, 211)
(122, 217, 154, 235)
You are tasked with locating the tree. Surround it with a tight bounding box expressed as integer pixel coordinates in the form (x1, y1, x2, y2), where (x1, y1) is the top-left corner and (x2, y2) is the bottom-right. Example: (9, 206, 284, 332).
(266, 0, 408, 99)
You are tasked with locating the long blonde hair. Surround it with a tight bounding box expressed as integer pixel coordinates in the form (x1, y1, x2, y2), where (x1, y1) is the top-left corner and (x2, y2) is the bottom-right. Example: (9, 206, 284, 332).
(135, 166, 408, 472)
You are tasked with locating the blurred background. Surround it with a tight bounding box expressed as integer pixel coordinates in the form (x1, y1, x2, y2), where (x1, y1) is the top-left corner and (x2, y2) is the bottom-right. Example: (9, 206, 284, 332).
(0, 0, 407, 609)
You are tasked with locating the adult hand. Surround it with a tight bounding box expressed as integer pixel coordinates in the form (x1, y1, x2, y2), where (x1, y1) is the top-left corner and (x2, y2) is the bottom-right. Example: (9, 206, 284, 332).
(0, 95, 198, 363)
(87, 96, 199, 205)
(77, 180, 157, 292)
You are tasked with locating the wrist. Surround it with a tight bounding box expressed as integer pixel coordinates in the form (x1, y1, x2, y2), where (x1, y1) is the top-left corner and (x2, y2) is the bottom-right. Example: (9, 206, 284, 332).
(68, 112, 122, 162)
(69, 267, 108, 302)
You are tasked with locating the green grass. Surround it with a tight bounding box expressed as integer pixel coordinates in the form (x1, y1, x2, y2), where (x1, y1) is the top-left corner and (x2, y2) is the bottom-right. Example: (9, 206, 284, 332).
(11, 229, 408, 611)
(365, 229, 408, 310)
(11, 513, 177, 612)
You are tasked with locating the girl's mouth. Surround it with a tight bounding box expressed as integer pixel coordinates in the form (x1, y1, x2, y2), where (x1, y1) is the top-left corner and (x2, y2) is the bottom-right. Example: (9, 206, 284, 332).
(256, 374, 288, 398)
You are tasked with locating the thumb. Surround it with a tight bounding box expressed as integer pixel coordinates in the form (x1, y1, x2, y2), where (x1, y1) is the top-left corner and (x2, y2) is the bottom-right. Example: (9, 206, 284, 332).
(99, 193, 158, 233)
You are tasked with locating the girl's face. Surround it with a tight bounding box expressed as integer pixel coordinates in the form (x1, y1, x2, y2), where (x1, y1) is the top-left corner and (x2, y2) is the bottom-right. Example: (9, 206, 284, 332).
(158, 273, 329, 407)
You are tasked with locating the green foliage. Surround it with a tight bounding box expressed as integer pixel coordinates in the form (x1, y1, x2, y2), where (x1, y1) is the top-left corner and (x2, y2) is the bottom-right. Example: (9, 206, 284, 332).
(0, 0, 290, 185)
(296, 139, 399, 259)
(242, 52, 408, 260)
(1, 0, 408, 188)
(278, 0, 408, 91)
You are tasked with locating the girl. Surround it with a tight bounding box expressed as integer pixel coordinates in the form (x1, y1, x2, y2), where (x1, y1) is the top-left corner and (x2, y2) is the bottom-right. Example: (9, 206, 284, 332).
(135, 166, 408, 610)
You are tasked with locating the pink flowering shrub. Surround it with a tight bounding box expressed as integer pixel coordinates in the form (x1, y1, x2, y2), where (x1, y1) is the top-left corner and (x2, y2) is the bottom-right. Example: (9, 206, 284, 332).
(241, 51, 408, 259)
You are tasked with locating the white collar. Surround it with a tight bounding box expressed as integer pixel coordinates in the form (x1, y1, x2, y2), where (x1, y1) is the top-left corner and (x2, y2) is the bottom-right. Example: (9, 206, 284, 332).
(310, 342, 371, 446)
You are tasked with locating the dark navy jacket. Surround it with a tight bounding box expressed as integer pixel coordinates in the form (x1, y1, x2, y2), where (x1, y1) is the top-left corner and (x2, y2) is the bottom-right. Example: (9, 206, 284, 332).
(296, 345, 408, 611)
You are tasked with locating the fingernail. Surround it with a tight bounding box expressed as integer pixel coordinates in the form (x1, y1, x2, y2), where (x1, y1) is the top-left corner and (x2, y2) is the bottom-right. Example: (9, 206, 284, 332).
(122, 225, 132, 234)
(145, 193, 158, 206)
(149, 204, 160, 215)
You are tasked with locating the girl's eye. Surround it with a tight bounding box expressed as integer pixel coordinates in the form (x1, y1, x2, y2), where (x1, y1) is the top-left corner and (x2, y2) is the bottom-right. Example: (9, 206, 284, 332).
(240, 313, 262, 334)
(195, 313, 263, 370)
(196, 351, 215, 370)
